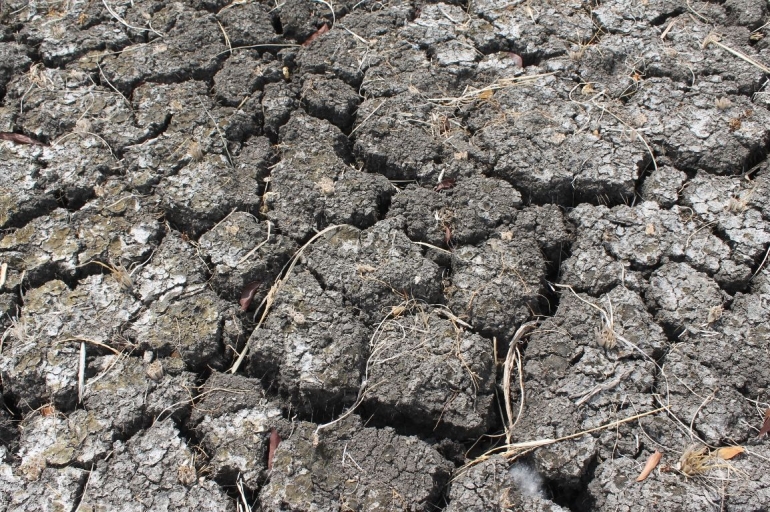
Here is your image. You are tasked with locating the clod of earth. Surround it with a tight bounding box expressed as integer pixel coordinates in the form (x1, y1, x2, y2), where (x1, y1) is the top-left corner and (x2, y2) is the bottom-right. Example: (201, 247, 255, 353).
(2, 0, 770, 510)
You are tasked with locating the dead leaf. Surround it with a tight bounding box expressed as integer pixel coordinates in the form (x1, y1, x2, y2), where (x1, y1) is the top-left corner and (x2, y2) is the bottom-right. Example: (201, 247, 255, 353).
(715, 446, 745, 460)
(434, 178, 456, 192)
(302, 24, 329, 46)
(267, 428, 281, 470)
(477, 89, 494, 100)
(239, 281, 261, 311)
(636, 450, 662, 482)
(759, 408, 770, 438)
(0, 132, 44, 145)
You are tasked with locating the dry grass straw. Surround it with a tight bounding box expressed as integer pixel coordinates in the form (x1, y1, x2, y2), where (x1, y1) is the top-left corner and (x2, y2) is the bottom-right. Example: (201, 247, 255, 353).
(502, 321, 537, 445)
(702, 33, 770, 74)
(427, 73, 555, 106)
(459, 406, 667, 475)
(102, 0, 164, 38)
(229, 224, 351, 373)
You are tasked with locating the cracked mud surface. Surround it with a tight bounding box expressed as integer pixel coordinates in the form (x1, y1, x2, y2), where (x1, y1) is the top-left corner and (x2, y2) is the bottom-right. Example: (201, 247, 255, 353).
(2, 0, 770, 510)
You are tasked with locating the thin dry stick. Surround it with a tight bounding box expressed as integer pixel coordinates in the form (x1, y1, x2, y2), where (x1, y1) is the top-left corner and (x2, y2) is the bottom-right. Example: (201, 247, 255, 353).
(703, 34, 770, 74)
(78, 341, 86, 403)
(197, 97, 234, 166)
(217, 20, 233, 55)
(60, 337, 123, 355)
(752, 245, 770, 278)
(237, 221, 273, 266)
(0, 262, 7, 288)
(502, 321, 537, 444)
(229, 224, 351, 373)
(102, 0, 164, 37)
(348, 100, 385, 138)
(427, 73, 555, 106)
(460, 406, 667, 474)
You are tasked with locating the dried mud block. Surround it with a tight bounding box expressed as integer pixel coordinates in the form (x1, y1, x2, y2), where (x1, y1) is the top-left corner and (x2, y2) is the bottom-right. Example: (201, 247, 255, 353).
(584, 12, 767, 94)
(640, 165, 687, 208)
(517, 287, 665, 483)
(305, 219, 443, 323)
(470, 0, 594, 59)
(0, 395, 18, 453)
(198, 212, 295, 305)
(159, 154, 261, 237)
(682, 170, 770, 268)
(301, 75, 361, 129)
(662, 348, 757, 446)
(216, 2, 284, 49)
(0, 464, 87, 511)
(71, 182, 164, 266)
(0, 153, 56, 230)
(361, 307, 495, 439)
(446, 456, 568, 512)
(561, 202, 752, 295)
(191, 372, 281, 490)
(647, 262, 727, 338)
(276, 0, 331, 42)
(0, 136, 113, 227)
(474, 74, 647, 205)
(0, 275, 141, 410)
(353, 96, 447, 180)
(626, 78, 770, 174)
(593, 0, 686, 35)
(678, 291, 770, 397)
(213, 52, 278, 107)
(4, 66, 145, 147)
(128, 290, 230, 371)
(262, 81, 300, 140)
(247, 270, 369, 412)
(388, 176, 522, 247)
(511, 204, 573, 264)
(78, 421, 233, 511)
(447, 236, 546, 341)
(588, 454, 729, 511)
(11, 353, 196, 476)
(86, 354, 195, 425)
(22, 18, 128, 67)
(361, 46, 432, 97)
(267, 113, 391, 240)
(132, 231, 208, 305)
(0, 42, 30, 97)
(260, 416, 452, 511)
(100, 5, 227, 94)
(125, 80, 256, 189)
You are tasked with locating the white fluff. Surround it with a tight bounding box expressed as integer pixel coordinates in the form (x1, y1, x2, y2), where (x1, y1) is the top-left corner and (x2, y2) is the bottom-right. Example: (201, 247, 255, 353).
(508, 464, 544, 498)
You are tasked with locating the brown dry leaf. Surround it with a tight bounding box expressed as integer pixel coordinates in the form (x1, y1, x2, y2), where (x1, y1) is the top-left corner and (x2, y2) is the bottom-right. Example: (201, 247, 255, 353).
(477, 89, 494, 100)
(715, 446, 745, 460)
(302, 24, 329, 46)
(267, 428, 281, 470)
(239, 281, 261, 311)
(759, 408, 770, 438)
(636, 450, 662, 482)
(0, 132, 44, 145)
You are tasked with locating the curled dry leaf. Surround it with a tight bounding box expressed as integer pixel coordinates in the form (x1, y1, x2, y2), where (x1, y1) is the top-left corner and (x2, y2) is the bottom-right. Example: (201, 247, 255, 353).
(267, 428, 281, 470)
(715, 446, 745, 460)
(636, 450, 662, 482)
(0, 132, 44, 145)
(240, 281, 261, 311)
(759, 408, 770, 438)
(302, 23, 329, 46)
(434, 178, 456, 192)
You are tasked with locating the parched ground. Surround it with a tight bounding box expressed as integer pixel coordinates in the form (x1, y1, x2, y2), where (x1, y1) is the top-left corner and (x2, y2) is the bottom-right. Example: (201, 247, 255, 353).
(1, 0, 770, 510)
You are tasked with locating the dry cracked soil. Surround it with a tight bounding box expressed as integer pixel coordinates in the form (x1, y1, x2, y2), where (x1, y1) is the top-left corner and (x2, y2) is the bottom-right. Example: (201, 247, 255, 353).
(2, 0, 770, 510)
